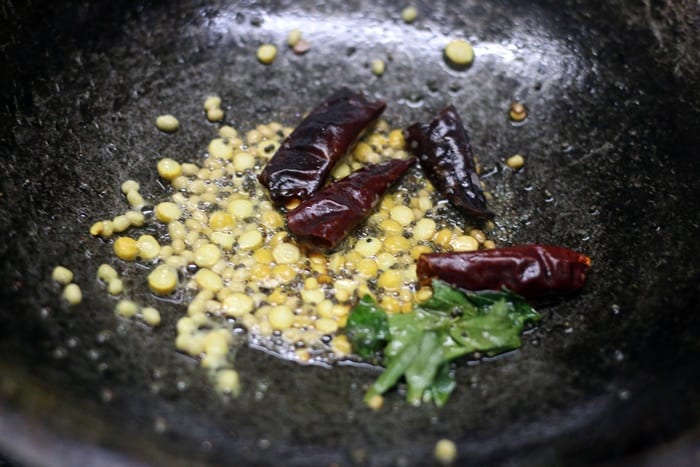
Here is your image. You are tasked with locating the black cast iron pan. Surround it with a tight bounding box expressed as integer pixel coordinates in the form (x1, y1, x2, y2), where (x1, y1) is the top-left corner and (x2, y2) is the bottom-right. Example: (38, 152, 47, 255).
(1, 0, 699, 465)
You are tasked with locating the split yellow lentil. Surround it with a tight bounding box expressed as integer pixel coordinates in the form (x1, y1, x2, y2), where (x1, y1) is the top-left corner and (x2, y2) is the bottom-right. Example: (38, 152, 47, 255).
(116, 300, 139, 318)
(194, 243, 222, 268)
(126, 191, 145, 208)
(111, 215, 129, 233)
(401, 6, 418, 23)
(148, 265, 178, 295)
(141, 307, 161, 326)
(107, 278, 124, 295)
(207, 107, 224, 122)
(208, 138, 233, 160)
(157, 158, 182, 180)
(269, 306, 294, 330)
(195, 268, 223, 292)
(62, 283, 82, 305)
(228, 199, 254, 218)
(389, 205, 415, 225)
(215, 369, 241, 395)
(509, 101, 527, 122)
(155, 202, 182, 223)
(371, 59, 386, 76)
(507, 154, 525, 170)
(203, 96, 222, 111)
(137, 235, 161, 260)
(287, 29, 302, 47)
(257, 44, 277, 64)
(219, 125, 237, 138)
(51, 266, 73, 285)
(125, 210, 145, 227)
(204, 95, 225, 122)
(155, 114, 179, 133)
(93, 218, 115, 238)
(434, 439, 458, 465)
(367, 394, 384, 411)
(114, 237, 138, 261)
(483, 239, 497, 249)
(120, 180, 140, 194)
(451, 235, 479, 252)
(97, 264, 118, 282)
(90, 220, 114, 239)
(444, 39, 474, 67)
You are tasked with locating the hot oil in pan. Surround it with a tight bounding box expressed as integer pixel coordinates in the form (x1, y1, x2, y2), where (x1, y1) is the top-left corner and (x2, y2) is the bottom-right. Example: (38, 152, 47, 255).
(71, 102, 505, 390)
(45, 2, 580, 403)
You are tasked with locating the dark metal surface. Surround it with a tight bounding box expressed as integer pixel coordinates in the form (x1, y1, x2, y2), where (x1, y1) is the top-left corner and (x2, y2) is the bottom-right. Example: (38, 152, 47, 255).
(1, 0, 699, 465)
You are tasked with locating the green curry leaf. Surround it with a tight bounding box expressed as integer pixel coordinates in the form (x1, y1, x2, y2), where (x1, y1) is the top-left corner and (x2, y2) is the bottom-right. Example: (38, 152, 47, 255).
(344, 294, 390, 360)
(346, 280, 541, 407)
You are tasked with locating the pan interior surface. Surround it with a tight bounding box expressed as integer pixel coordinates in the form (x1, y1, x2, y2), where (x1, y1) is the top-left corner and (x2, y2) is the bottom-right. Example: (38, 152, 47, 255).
(1, 0, 699, 465)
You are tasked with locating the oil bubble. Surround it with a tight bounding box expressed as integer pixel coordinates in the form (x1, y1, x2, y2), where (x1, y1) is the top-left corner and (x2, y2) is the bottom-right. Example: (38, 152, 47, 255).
(100, 388, 114, 402)
(257, 439, 270, 450)
(613, 350, 624, 362)
(154, 417, 167, 434)
(96, 330, 112, 344)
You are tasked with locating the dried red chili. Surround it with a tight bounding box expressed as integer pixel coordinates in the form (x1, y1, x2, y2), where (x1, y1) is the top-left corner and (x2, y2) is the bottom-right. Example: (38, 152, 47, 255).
(405, 105, 494, 220)
(286, 158, 416, 250)
(417, 244, 591, 298)
(259, 89, 386, 206)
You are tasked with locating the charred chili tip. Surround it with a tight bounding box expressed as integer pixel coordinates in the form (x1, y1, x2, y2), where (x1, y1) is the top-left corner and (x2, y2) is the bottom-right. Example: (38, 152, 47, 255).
(286, 157, 416, 250)
(258, 89, 386, 206)
(417, 244, 591, 298)
(406, 105, 494, 220)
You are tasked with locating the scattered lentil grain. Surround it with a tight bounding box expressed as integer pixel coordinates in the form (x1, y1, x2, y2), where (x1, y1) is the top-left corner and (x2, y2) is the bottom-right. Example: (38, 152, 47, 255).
(155, 115, 179, 133)
(257, 44, 278, 64)
(434, 439, 457, 465)
(215, 369, 241, 394)
(157, 158, 182, 181)
(63, 283, 82, 305)
(507, 154, 525, 170)
(401, 6, 418, 23)
(52, 266, 74, 285)
(116, 300, 139, 318)
(203, 96, 222, 111)
(107, 278, 124, 295)
(371, 59, 386, 76)
(444, 39, 474, 67)
(287, 29, 302, 47)
(207, 107, 225, 122)
(141, 307, 161, 326)
(148, 265, 178, 295)
(509, 102, 527, 122)
(97, 264, 118, 282)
